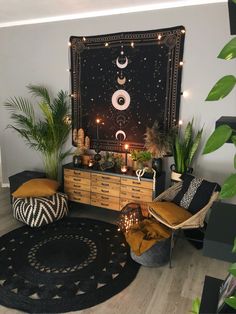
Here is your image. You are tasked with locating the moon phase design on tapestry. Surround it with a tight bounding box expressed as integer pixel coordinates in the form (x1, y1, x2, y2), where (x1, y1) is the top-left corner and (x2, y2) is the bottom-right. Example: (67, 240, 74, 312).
(70, 26, 185, 151)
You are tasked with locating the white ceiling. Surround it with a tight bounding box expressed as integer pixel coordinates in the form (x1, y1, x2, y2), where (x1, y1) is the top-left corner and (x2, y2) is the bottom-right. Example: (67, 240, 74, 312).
(0, 0, 226, 28)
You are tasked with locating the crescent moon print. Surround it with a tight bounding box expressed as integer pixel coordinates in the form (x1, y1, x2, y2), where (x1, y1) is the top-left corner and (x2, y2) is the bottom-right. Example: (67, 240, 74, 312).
(115, 130, 126, 141)
(117, 76, 126, 85)
(112, 90, 130, 111)
(116, 56, 128, 69)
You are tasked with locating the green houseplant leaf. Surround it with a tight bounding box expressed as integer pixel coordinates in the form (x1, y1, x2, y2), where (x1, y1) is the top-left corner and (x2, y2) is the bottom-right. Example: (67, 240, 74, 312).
(218, 37, 236, 60)
(225, 296, 236, 310)
(191, 297, 200, 314)
(220, 174, 236, 199)
(203, 125, 232, 154)
(229, 262, 236, 276)
(233, 237, 236, 253)
(206, 75, 236, 100)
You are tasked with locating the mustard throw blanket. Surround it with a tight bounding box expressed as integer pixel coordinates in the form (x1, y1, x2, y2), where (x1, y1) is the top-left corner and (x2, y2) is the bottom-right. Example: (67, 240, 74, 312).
(125, 219, 171, 256)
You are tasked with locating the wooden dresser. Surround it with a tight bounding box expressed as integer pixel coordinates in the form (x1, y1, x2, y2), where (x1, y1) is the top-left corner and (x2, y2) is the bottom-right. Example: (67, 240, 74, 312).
(63, 163, 165, 211)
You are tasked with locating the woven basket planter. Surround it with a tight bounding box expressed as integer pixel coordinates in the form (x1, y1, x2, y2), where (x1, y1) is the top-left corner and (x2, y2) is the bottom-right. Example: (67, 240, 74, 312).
(130, 236, 171, 267)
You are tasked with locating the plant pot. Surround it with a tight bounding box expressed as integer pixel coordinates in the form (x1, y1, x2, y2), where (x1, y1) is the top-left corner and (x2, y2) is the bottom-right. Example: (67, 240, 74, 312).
(170, 164, 193, 182)
(171, 170, 183, 182)
(132, 160, 143, 171)
(152, 158, 162, 174)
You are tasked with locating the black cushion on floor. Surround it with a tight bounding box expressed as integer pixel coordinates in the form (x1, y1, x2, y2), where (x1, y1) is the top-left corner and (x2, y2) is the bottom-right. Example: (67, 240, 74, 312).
(0, 217, 139, 313)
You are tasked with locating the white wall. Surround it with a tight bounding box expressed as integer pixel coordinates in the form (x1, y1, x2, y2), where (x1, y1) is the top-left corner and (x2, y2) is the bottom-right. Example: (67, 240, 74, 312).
(0, 3, 235, 199)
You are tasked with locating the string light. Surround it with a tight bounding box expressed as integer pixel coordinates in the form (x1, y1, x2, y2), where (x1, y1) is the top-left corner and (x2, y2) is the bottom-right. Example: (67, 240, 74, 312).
(178, 120, 183, 126)
(182, 91, 189, 98)
(68, 41, 71, 47)
(82, 37, 86, 41)
(131, 42, 135, 48)
(104, 42, 109, 47)
(181, 29, 186, 34)
(157, 34, 162, 40)
(179, 61, 184, 66)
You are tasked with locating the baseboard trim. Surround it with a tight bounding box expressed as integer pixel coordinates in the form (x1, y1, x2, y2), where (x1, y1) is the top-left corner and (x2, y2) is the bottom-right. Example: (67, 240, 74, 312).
(1, 183, 10, 188)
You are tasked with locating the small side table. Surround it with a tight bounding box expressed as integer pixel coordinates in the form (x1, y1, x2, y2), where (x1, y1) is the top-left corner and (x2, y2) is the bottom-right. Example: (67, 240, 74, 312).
(203, 202, 236, 262)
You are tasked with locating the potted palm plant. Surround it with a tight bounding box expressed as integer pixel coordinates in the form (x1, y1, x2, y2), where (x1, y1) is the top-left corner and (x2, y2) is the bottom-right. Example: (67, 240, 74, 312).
(171, 119, 203, 181)
(4, 85, 71, 180)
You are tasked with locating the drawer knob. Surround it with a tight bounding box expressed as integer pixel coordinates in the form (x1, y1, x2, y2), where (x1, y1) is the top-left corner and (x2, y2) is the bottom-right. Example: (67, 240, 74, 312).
(101, 189, 109, 193)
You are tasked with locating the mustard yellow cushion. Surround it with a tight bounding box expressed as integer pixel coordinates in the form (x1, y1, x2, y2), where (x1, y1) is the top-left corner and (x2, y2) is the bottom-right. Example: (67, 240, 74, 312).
(149, 201, 192, 225)
(12, 178, 59, 198)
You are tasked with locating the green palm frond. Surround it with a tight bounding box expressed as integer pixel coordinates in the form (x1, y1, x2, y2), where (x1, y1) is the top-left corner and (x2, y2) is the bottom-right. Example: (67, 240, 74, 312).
(4, 85, 71, 179)
(27, 84, 51, 107)
(5, 97, 35, 121)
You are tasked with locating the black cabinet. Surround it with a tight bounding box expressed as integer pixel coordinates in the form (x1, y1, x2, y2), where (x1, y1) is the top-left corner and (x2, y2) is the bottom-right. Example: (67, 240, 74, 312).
(203, 202, 236, 262)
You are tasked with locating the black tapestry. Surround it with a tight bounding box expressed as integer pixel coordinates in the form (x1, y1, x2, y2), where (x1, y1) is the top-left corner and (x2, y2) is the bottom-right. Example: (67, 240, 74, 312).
(70, 26, 185, 152)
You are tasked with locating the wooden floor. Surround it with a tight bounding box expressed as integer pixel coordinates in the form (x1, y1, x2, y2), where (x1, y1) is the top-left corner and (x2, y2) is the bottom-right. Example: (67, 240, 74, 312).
(0, 185, 229, 314)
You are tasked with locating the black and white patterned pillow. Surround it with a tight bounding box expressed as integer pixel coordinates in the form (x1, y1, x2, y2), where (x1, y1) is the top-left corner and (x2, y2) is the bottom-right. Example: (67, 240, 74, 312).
(12, 192, 68, 227)
(173, 174, 220, 214)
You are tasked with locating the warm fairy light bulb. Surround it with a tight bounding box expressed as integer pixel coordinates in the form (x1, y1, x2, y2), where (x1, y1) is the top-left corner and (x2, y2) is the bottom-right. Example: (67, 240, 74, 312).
(124, 144, 129, 150)
(157, 34, 162, 40)
(131, 42, 134, 48)
(105, 42, 109, 47)
(68, 41, 71, 47)
(178, 120, 183, 126)
(182, 91, 189, 98)
(82, 37, 86, 41)
(181, 29, 186, 34)
(96, 118, 101, 124)
(179, 61, 184, 66)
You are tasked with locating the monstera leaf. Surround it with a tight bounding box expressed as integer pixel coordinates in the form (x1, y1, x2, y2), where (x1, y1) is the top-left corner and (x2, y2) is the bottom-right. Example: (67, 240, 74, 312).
(206, 75, 236, 100)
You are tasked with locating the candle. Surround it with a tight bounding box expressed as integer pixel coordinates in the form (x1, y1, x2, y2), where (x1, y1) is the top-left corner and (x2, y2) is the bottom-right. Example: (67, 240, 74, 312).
(121, 165, 128, 174)
(124, 144, 129, 166)
(96, 118, 101, 140)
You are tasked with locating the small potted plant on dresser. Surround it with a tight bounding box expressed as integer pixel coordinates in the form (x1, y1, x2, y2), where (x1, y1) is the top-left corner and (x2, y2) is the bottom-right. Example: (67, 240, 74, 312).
(130, 150, 152, 171)
(170, 119, 203, 182)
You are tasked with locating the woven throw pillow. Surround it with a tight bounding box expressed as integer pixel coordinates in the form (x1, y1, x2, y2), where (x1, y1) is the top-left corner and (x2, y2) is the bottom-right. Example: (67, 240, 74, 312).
(149, 201, 192, 225)
(12, 178, 59, 198)
(12, 192, 68, 227)
(173, 174, 220, 214)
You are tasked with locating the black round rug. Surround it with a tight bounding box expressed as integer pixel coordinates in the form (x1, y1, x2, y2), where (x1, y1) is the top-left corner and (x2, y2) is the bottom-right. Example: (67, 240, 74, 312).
(0, 217, 140, 313)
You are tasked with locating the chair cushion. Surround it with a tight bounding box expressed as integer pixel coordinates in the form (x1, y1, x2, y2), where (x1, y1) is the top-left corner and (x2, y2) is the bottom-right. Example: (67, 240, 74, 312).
(173, 174, 220, 214)
(149, 201, 192, 225)
(12, 178, 59, 198)
(12, 192, 68, 227)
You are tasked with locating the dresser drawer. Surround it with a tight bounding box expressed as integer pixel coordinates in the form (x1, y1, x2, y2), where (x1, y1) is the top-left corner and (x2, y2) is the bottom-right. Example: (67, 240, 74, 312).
(91, 173, 120, 183)
(64, 168, 90, 179)
(91, 192, 119, 206)
(68, 194, 91, 204)
(66, 190, 90, 204)
(120, 191, 153, 202)
(91, 185, 120, 197)
(121, 177, 153, 189)
(120, 185, 153, 197)
(91, 180, 120, 190)
(91, 198, 120, 211)
(64, 176, 90, 186)
(64, 181, 90, 192)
